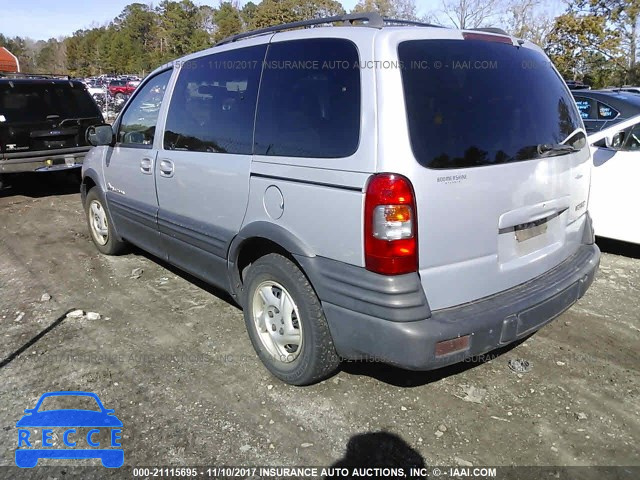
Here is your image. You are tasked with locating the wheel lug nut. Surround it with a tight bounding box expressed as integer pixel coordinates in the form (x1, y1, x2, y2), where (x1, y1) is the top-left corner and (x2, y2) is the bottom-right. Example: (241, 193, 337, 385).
(271, 324, 276, 331)
(268, 311, 274, 318)
(279, 328, 284, 335)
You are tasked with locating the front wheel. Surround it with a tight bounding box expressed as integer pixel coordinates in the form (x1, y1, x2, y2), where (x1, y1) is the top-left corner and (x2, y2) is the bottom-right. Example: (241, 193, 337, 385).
(85, 187, 126, 255)
(242, 254, 340, 385)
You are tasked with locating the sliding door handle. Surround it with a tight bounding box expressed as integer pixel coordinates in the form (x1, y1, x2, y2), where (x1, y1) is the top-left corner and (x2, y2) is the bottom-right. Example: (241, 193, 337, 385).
(140, 158, 153, 174)
(159, 159, 174, 178)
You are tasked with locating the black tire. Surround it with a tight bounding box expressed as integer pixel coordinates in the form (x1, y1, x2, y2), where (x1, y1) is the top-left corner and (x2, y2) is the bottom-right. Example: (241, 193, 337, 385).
(85, 187, 126, 255)
(242, 254, 340, 385)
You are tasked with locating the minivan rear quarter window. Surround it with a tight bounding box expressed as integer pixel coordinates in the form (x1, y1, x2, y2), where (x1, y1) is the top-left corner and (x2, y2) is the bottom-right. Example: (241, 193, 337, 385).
(254, 38, 361, 158)
(398, 40, 583, 169)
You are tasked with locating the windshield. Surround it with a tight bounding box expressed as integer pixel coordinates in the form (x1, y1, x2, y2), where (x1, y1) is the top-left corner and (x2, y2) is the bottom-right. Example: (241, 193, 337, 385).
(398, 40, 584, 169)
(0, 82, 101, 124)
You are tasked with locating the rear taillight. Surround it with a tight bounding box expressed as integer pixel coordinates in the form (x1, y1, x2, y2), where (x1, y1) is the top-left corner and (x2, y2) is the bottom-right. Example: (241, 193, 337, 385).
(364, 173, 418, 275)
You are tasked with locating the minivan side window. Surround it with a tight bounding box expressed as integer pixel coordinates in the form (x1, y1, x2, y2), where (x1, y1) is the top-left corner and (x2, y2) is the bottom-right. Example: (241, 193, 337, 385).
(254, 38, 361, 158)
(117, 69, 172, 148)
(163, 45, 266, 154)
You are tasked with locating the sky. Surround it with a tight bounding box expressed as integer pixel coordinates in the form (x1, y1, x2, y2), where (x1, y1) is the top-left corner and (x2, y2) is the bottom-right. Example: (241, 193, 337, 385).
(0, 0, 565, 41)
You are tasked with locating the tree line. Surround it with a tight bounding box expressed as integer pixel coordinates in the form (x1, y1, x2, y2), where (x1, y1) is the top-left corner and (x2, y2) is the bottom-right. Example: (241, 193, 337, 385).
(0, 0, 638, 87)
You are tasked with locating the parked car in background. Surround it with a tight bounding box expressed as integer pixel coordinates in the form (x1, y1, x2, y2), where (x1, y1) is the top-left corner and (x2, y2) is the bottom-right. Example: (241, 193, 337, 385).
(602, 86, 640, 95)
(108, 80, 137, 99)
(587, 114, 640, 245)
(618, 86, 640, 95)
(82, 13, 599, 385)
(0, 74, 104, 189)
(86, 82, 107, 101)
(572, 90, 640, 133)
(126, 80, 140, 92)
(566, 80, 591, 90)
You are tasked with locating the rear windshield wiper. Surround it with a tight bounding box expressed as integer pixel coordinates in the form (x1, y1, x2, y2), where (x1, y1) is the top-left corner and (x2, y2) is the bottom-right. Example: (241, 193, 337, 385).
(536, 143, 579, 157)
(59, 116, 102, 127)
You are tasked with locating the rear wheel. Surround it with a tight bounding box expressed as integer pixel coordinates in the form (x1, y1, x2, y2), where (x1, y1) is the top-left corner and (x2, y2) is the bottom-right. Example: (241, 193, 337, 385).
(242, 254, 339, 385)
(85, 187, 126, 255)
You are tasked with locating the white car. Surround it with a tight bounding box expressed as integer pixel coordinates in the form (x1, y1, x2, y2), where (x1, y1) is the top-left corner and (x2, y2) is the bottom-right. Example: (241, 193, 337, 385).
(85, 84, 107, 99)
(588, 114, 640, 244)
(620, 86, 640, 95)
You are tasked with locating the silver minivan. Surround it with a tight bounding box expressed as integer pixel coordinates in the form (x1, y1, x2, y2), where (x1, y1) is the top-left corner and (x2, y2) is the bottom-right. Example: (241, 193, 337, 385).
(82, 13, 600, 385)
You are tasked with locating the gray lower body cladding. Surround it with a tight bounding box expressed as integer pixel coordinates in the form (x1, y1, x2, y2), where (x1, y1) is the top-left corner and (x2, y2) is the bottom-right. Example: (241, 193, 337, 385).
(298, 243, 600, 370)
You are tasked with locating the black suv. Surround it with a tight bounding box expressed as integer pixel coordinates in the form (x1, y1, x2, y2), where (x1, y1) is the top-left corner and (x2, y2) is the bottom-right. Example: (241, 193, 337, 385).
(572, 89, 640, 133)
(0, 75, 103, 188)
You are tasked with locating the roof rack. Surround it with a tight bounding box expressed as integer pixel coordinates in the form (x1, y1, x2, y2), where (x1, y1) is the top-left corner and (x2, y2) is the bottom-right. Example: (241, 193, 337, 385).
(382, 17, 445, 28)
(216, 12, 384, 46)
(215, 12, 444, 46)
(0, 71, 71, 80)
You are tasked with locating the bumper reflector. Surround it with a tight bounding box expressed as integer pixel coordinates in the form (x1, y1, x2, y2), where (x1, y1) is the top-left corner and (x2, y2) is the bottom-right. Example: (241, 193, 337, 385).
(435, 335, 470, 357)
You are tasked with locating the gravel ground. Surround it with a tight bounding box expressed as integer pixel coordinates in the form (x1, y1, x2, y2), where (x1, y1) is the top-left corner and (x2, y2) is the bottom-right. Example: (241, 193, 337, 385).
(0, 174, 638, 479)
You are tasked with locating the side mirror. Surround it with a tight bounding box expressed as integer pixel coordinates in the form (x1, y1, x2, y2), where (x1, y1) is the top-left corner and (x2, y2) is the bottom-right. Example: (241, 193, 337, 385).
(86, 124, 114, 147)
(24, 408, 35, 414)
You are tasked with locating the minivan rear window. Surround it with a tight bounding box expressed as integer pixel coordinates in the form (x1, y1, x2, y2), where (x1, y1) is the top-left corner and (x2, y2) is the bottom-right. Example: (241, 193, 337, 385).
(0, 82, 101, 124)
(398, 40, 583, 169)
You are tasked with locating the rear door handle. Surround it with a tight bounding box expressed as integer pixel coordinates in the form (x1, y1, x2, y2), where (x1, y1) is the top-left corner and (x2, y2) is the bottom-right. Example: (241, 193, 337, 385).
(159, 159, 175, 178)
(140, 157, 152, 174)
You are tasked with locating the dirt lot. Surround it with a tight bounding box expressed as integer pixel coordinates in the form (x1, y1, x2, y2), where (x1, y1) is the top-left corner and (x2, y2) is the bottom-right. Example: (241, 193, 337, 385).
(0, 174, 638, 478)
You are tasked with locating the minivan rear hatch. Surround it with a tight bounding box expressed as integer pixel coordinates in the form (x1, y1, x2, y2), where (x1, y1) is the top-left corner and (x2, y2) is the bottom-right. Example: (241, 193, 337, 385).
(381, 33, 590, 310)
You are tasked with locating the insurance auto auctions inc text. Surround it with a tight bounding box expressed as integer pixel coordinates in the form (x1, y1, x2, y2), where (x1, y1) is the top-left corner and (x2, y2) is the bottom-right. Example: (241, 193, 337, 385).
(190, 466, 498, 478)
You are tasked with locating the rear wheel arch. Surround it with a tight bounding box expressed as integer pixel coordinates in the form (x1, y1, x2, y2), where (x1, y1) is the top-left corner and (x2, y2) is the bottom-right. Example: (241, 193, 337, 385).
(227, 222, 317, 302)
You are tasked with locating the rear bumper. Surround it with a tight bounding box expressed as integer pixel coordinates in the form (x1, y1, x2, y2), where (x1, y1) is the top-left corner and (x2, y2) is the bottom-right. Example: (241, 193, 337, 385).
(301, 243, 600, 371)
(0, 147, 90, 174)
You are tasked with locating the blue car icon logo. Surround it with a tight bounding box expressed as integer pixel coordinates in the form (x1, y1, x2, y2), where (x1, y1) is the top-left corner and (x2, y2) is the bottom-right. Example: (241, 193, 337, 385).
(16, 391, 123, 468)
